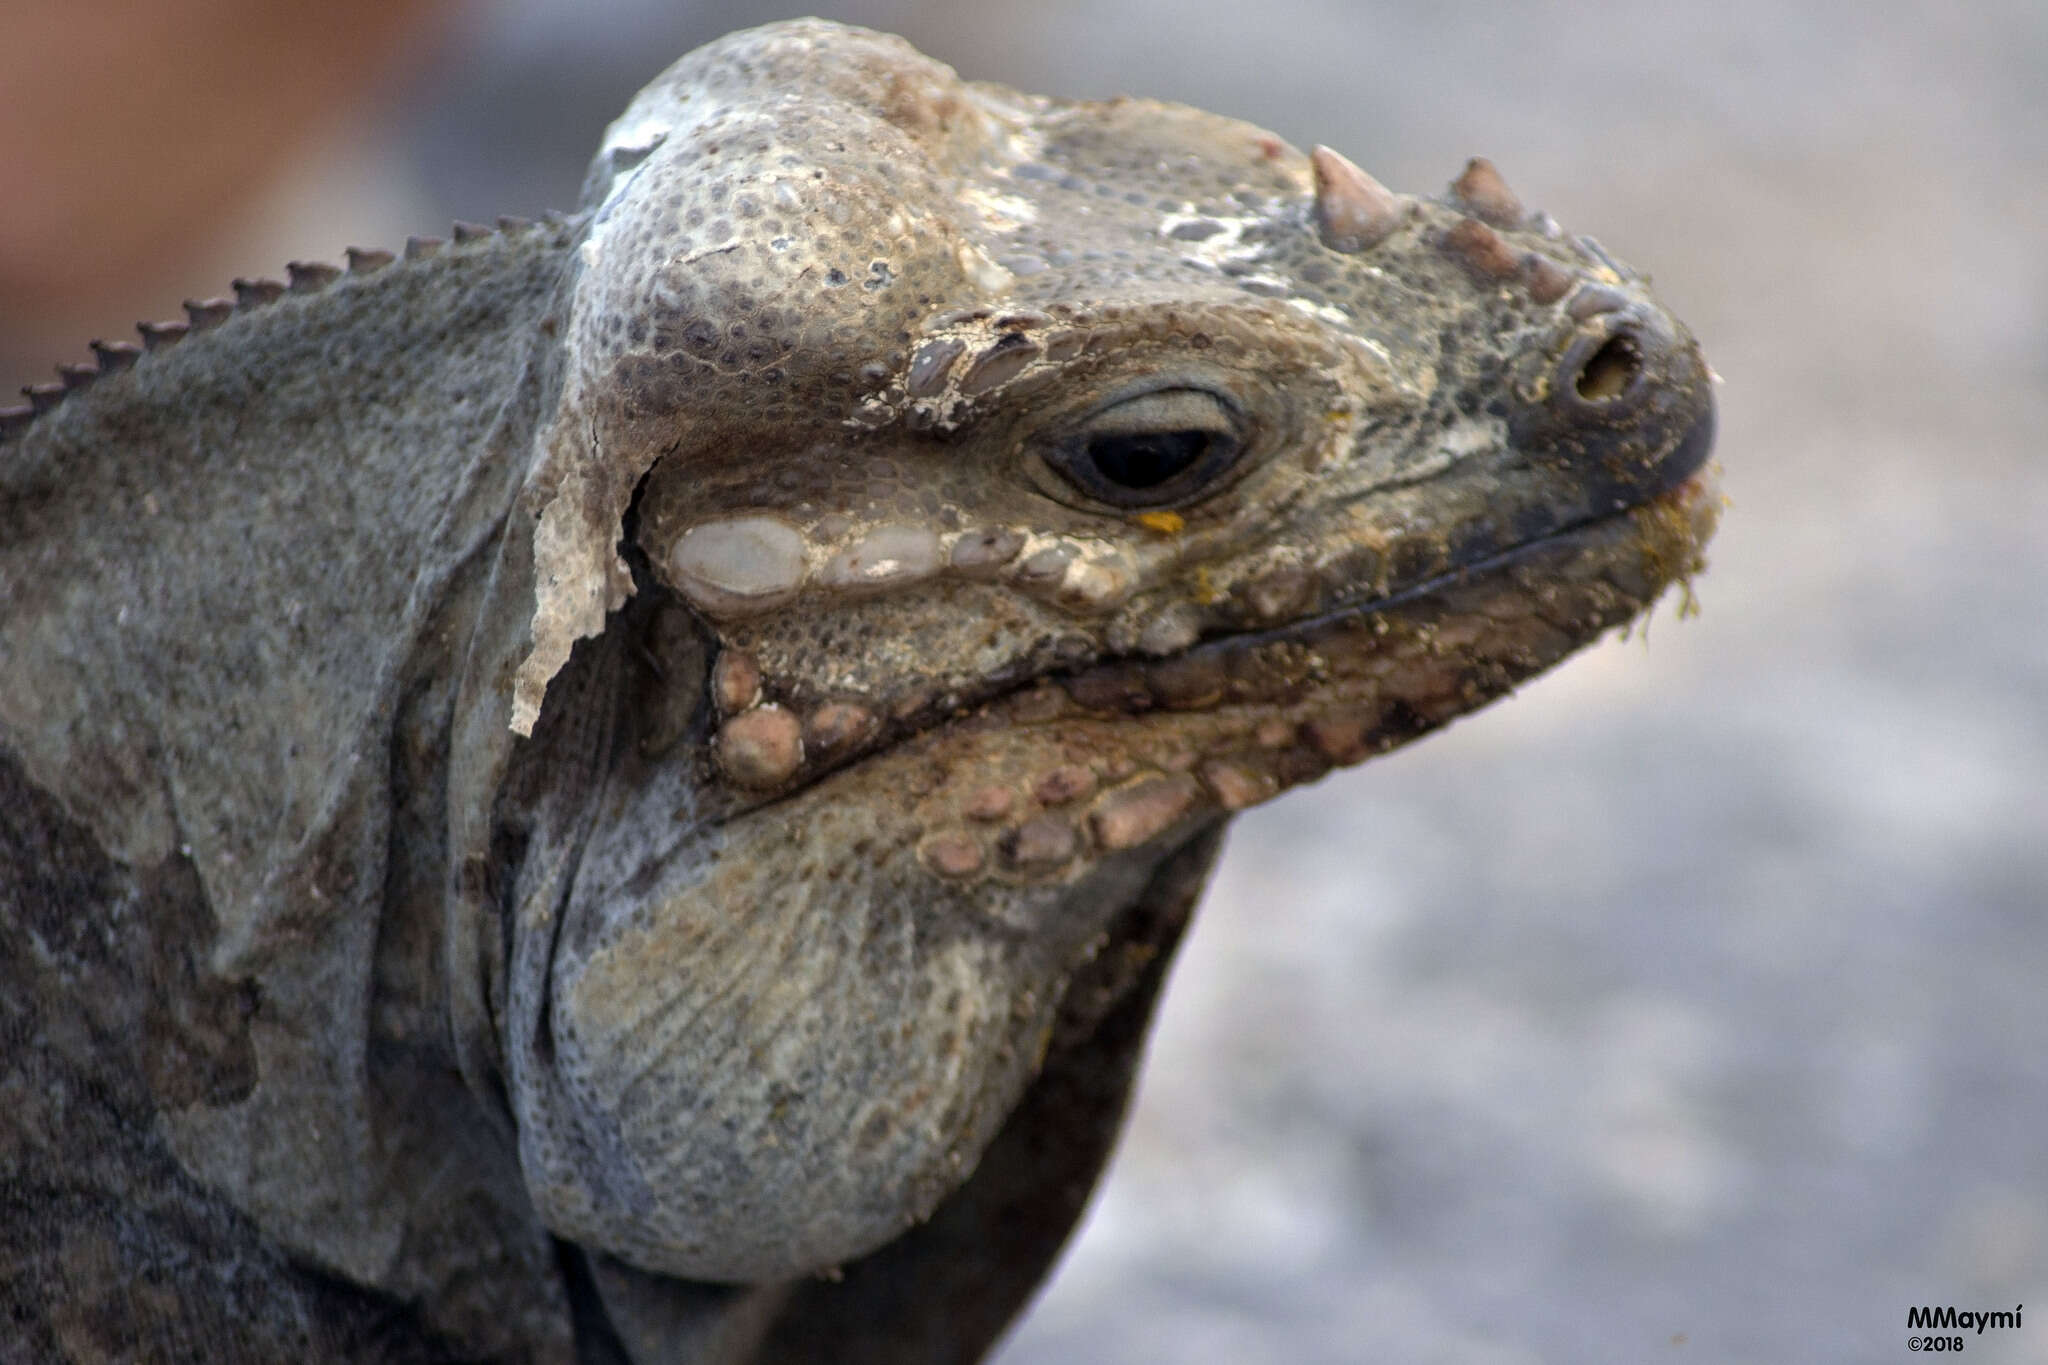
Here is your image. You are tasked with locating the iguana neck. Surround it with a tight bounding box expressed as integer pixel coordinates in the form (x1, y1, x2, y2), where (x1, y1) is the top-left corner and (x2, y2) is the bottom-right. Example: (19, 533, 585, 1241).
(0, 216, 582, 1288)
(0, 217, 578, 888)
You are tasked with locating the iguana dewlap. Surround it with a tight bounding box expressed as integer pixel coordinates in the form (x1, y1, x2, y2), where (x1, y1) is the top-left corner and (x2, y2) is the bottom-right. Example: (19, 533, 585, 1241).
(0, 19, 1717, 1364)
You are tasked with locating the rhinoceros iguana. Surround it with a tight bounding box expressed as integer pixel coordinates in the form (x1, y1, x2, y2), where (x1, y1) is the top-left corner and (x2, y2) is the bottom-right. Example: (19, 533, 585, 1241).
(0, 18, 1718, 1364)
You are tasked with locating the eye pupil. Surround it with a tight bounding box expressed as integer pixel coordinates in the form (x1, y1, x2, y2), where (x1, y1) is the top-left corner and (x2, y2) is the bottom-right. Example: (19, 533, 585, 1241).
(1043, 387, 1247, 508)
(1086, 430, 1211, 489)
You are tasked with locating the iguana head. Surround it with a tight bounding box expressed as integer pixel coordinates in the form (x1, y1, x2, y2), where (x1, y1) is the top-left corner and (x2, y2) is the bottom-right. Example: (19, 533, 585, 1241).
(507, 20, 1717, 1282)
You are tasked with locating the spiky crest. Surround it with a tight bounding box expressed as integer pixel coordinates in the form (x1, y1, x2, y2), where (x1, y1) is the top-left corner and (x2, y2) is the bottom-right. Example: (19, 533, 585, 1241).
(0, 215, 575, 444)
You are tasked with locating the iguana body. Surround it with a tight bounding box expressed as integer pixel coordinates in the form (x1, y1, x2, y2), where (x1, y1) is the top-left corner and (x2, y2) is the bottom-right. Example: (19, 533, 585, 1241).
(0, 20, 1718, 1363)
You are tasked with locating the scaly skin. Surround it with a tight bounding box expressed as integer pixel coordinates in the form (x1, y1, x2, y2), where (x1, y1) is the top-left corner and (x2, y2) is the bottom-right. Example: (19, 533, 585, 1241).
(0, 20, 1718, 1364)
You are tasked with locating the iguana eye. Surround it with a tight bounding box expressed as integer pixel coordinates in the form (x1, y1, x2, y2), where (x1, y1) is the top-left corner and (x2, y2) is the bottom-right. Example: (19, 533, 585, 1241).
(1045, 388, 1246, 508)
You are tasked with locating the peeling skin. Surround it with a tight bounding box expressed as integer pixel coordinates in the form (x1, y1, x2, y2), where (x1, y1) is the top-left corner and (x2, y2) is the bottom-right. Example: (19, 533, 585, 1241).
(0, 16, 1720, 1364)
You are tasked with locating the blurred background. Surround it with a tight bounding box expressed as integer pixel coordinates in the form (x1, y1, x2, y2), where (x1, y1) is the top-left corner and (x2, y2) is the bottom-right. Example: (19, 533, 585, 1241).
(6, 2, 2042, 1360)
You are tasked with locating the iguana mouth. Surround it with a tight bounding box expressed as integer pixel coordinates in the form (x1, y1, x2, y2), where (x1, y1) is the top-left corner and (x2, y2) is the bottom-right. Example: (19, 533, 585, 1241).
(1065, 387, 1719, 712)
(1066, 474, 1716, 723)
(867, 429, 1720, 887)
(699, 390, 1720, 886)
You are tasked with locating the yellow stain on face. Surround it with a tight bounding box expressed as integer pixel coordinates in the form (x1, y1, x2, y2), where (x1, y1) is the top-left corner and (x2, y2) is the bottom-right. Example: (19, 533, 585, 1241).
(1134, 510, 1184, 535)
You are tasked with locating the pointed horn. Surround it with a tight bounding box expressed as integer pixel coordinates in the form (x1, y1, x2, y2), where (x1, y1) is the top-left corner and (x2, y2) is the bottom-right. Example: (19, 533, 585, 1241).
(1451, 157, 1524, 226)
(1443, 217, 1520, 280)
(1521, 253, 1576, 304)
(1310, 145, 1407, 253)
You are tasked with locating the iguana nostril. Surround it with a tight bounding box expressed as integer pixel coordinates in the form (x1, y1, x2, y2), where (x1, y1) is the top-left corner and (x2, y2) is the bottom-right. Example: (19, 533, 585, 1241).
(1511, 312, 1714, 510)
(1574, 331, 1643, 403)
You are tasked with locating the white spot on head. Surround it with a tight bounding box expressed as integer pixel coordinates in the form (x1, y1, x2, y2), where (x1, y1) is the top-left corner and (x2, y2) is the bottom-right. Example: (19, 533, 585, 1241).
(1157, 207, 1274, 271)
(602, 118, 675, 162)
(955, 241, 1014, 294)
(1439, 418, 1503, 459)
(957, 186, 1040, 232)
(592, 120, 674, 213)
(1285, 295, 1356, 327)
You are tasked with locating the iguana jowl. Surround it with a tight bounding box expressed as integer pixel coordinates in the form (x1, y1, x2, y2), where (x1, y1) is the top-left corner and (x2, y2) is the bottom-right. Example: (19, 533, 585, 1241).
(0, 19, 1718, 1363)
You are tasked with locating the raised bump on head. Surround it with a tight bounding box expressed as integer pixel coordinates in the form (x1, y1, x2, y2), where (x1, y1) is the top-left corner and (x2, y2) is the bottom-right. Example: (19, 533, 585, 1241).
(670, 515, 809, 616)
(958, 337, 1040, 395)
(1568, 283, 1631, 320)
(1443, 217, 1520, 280)
(1450, 157, 1524, 226)
(1310, 145, 1407, 253)
(906, 338, 966, 396)
(1522, 253, 1577, 305)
